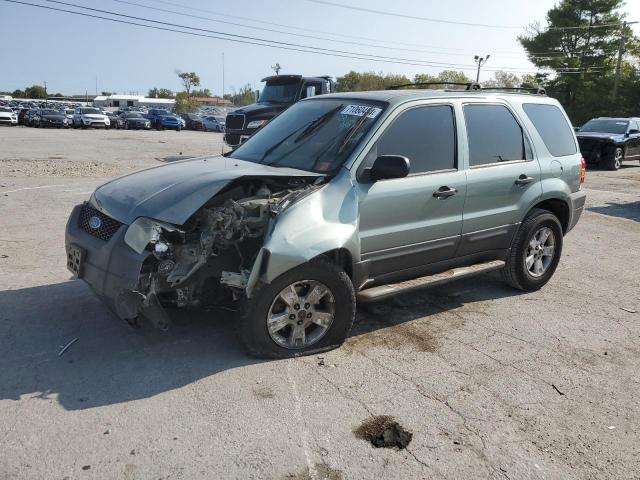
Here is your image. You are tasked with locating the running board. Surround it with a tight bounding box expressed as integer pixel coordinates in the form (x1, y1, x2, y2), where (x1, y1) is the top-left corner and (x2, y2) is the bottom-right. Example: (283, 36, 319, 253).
(356, 260, 505, 303)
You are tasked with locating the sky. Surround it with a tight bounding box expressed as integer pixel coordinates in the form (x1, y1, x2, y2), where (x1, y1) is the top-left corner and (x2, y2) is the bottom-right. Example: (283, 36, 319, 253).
(1, 0, 640, 96)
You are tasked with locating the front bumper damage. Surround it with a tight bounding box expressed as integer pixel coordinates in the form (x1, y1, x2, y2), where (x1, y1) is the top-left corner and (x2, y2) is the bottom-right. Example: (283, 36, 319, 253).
(65, 204, 156, 326)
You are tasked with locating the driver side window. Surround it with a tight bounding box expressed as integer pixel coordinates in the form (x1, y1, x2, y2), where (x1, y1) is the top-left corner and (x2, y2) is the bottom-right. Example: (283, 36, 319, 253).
(367, 105, 456, 174)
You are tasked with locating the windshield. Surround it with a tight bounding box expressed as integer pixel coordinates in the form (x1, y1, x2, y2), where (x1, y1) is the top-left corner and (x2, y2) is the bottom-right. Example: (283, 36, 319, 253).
(125, 113, 143, 118)
(230, 99, 386, 174)
(259, 82, 300, 103)
(81, 108, 101, 115)
(0, 107, 12, 112)
(41, 109, 60, 115)
(579, 119, 629, 134)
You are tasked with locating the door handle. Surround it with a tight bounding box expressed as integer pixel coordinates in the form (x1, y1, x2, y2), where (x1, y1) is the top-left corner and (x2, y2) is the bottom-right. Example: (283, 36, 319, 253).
(433, 186, 457, 199)
(515, 175, 535, 186)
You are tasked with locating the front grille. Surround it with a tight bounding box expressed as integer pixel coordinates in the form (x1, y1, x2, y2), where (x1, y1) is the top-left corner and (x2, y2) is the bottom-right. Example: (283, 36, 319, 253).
(78, 203, 123, 241)
(226, 114, 245, 130)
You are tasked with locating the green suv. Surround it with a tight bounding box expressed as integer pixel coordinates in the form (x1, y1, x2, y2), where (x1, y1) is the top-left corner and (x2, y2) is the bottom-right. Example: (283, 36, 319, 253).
(65, 88, 586, 358)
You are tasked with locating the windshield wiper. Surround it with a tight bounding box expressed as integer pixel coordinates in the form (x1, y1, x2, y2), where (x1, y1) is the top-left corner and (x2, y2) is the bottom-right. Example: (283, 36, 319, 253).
(293, 105, 344, 144)
(336, 106, 376, 154)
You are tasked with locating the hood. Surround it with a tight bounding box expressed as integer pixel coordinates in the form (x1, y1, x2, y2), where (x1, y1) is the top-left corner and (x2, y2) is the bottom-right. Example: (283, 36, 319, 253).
(92, 155, 321, 225)
(231, 101, 290, 118)
(82, 113, 107, 120)
(42, 114, 65, 120)
(576, 132, 624, 141)
(0, 112, 14, 117)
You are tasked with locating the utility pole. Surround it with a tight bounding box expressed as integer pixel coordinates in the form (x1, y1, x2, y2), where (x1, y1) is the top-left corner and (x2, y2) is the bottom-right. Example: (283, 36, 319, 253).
(222, 52, 225, 103)
(43, 81, 48, 106)
(610, 21, 638, 115)
(474, 55, 490, 83)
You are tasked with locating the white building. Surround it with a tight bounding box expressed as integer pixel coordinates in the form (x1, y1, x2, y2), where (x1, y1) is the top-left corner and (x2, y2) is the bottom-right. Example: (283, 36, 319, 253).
(92, 94, 175, 109)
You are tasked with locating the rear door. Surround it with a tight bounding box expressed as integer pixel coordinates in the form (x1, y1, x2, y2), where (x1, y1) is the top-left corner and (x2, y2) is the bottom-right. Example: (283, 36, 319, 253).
(458, 102, 542, 257)
(626, 120, 640, 157)
(357, 103, 467, 278)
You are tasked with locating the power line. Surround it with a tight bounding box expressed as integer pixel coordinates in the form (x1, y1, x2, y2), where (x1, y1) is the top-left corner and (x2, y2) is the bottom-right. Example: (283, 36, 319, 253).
(36, 0, 562, 71)
(1, 0, 607, 75)
(122, 0, 565, 57)
(303, 0, 625, 31)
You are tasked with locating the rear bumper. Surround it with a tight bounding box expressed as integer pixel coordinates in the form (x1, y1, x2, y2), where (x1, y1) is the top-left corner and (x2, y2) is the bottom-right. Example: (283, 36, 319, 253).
(65, 204, 149, 319)
(566, 190, 587, 233)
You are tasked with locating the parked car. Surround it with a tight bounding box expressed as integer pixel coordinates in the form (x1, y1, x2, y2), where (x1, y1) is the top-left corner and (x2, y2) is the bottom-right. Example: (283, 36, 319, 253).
(224, 74, 334, 147)
(154, 114, 182, 131)
(576, 117, 640, 170)
(145, 108, 172, 128)
(105, 112, 123, 129)
(33, 108, 69, 128)
(17, 108, 30, 125)
(73, 107, 110, 129)
(0, 106, 18, 126)
(24, 109, 40, 127)
(180, 113, 205, 130)
(203, 115, 225, 132)
(121, 112, 152, 130)
(64, 109, 75, 125)
(65, 88, 586, 358)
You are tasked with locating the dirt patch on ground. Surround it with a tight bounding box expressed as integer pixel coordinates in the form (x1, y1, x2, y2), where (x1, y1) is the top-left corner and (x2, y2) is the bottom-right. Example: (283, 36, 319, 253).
(253, 386, 275, 399)
(354, 415, 412, 449)
(0, 159, 146, 177)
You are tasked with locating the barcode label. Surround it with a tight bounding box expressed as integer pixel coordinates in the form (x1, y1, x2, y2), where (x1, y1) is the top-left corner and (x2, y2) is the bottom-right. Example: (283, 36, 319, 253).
(341, 105, 382, 118)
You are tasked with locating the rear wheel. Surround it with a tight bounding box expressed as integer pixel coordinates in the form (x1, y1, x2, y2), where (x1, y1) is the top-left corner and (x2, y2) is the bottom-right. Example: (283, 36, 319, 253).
(501, 209, 563, 291)
(606, 147, 624, 171)
(238, 259, 356, 358)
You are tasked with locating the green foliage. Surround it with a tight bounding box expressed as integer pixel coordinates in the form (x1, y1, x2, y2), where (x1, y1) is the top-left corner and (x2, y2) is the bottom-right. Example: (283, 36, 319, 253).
(518, 0, 637, 123)
(176, 71, 201, 97)
(190, 88, 213, 97)
(224, 84, 256, 106)
(25, 85, 47, 99)
(174, 92, 200, 113)
(335, 71, 411, 92)
(148, 88, 175, 98)
(12, 89, 25, 98)
(100, 91, 113, 96)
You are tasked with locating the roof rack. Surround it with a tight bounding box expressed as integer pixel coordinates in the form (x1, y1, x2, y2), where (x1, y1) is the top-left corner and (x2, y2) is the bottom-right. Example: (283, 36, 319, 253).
(386, 82, 547, 96)
(387, 81, 481, 91)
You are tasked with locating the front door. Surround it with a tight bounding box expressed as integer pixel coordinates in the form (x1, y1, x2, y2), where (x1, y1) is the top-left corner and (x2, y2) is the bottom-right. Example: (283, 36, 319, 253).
(626, 120, 640, 158)
(458, 103, 542, 256)
(357, 104, 467, 278)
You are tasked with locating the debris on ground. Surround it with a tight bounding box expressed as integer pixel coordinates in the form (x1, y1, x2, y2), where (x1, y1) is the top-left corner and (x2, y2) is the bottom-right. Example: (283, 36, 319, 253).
(58, 337, 79, 357)
(552, 384, 565, 396)
(620, 307, 636, 314)
(354, 415, 413, 449)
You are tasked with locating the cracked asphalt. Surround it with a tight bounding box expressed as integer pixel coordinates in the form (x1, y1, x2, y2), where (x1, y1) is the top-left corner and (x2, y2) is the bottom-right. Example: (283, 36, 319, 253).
(1, 127, 639, 479)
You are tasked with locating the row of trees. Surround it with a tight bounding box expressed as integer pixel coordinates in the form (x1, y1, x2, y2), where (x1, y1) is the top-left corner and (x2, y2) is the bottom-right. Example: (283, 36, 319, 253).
(7, 85, 62, 99)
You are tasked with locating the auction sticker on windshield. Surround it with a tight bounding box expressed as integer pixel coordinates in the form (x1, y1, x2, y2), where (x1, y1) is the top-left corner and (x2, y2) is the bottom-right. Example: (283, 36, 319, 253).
(341, 105, 382, 118)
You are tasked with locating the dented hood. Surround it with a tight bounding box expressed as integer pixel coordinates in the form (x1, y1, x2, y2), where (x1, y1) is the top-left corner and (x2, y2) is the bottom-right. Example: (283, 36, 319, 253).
(91, 155, 320, 225)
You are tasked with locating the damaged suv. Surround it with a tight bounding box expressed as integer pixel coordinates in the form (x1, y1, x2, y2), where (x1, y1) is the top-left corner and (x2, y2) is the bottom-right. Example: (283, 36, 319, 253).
(66, 89, 586, 358)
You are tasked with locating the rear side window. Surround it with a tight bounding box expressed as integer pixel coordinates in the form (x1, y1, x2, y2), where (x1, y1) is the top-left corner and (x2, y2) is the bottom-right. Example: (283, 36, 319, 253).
(375, 105, 456, 173)
(523, 103, 577, 157)
(464, 104, 529, 166)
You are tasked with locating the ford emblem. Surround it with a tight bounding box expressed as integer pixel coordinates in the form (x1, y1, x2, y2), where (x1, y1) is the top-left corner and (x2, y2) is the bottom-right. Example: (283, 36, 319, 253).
(88, 216, 102, 229)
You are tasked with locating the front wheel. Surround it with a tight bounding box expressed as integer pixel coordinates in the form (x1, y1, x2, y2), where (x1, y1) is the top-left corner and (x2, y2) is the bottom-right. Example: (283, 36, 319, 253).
(606, 147, 623, 171)
(501, 209, 563, 291)
(238, 259, 356, 358)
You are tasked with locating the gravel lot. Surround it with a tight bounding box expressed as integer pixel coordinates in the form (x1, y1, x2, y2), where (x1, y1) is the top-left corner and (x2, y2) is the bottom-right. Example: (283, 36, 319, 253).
(1, 126, 639, 480)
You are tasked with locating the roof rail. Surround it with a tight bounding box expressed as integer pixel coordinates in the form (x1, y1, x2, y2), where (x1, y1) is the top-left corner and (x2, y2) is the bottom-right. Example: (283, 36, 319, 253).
(480, 87, 547, 96)
(386, 82, 547, 96)
(387, 81, 481, 91)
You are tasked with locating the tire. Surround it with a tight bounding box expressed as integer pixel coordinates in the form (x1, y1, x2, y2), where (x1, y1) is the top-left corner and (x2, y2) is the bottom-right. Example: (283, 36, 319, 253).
(606, 147, 624, 171)
(238, 258, 356, 358)
(501, 208, 563, 292)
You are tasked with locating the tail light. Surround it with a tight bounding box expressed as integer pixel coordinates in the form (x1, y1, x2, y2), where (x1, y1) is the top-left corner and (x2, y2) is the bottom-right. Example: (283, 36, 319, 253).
(579, 158, 586, 188)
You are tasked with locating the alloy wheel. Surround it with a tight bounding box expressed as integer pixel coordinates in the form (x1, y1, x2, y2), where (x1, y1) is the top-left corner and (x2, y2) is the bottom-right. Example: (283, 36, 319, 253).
(525, 227, 556, 277)
(267, 280, 336, 349)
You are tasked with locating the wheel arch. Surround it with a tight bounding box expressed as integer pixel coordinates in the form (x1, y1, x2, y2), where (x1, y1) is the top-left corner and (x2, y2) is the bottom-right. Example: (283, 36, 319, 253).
(528, 198, 570, 234)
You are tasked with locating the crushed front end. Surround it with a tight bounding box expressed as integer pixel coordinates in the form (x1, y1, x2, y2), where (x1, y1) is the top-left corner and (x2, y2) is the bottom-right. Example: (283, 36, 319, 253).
(65, 178, 321, 329)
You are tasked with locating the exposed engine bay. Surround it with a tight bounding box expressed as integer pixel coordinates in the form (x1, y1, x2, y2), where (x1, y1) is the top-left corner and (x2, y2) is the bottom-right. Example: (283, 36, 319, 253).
(131, 177, 322, 329)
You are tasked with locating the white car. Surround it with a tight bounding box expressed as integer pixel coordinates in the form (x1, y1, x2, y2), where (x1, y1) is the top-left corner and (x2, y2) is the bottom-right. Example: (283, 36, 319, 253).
(0, 107, 18, 126)
(203, 115, 225, 132)
(73, 107, 110, 129)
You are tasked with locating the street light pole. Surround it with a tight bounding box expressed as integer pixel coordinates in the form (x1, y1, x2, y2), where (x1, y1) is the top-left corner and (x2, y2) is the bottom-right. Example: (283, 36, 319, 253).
(474, 55, 490, 83)
(43, 81, 48, 106)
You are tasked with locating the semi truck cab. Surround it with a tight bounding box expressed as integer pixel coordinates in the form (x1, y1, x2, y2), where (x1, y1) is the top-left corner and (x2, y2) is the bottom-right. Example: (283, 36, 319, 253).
(224, 74, 334, 147)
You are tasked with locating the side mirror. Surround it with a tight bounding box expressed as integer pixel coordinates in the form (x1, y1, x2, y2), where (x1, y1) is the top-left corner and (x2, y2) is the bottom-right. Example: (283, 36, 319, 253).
(368, 155, 410, 181)
(306, 86, 316, 98)
(628, 129, 639, 135)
